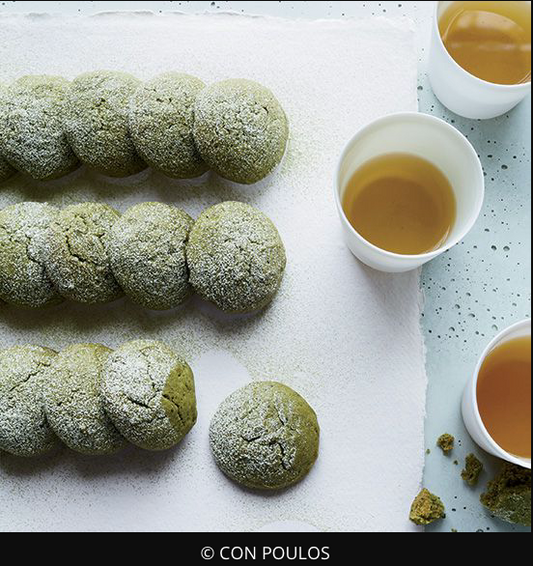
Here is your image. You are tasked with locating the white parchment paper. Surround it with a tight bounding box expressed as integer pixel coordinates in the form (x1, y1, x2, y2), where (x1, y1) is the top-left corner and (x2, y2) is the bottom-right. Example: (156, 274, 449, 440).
(0, 12, 425, 532)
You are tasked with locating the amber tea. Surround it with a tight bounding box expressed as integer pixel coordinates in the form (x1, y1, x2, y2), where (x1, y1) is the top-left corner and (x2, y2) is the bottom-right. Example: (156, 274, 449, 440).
(439, 1, 532, 85)
(342, 153, 457, 256)
(477, 336, 532, 459)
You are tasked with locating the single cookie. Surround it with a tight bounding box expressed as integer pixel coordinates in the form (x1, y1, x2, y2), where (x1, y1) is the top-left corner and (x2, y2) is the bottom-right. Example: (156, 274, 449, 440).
(0, 83, 17, 183)
(194, 79, 289, 184)
(102, 340, 197, 451)
(210, 382, 320, 491)
(44, 202, 123, 305)
(0, 346, 59, 457)
(130, 73, 208, 179)
(0, 202, 63, 308)
(109, 202, 194, 310)
(0, 76, 79, 181)
(43, 344, 126, 455)
(187, 201, 286, 313)
(65, 71, 146, 177)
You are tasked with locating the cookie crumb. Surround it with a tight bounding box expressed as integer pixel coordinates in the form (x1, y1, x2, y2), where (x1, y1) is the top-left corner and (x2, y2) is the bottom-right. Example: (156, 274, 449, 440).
(437, 433, 455, 454)
(461, 454, 484, 486)
(410, 489, 446, 526)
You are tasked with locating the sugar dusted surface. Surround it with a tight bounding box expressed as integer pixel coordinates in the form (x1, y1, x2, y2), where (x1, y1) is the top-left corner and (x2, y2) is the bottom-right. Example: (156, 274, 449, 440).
(44, 202, 124, 305)
(0, 13, 424, 532)
(0, 202, 63, 308)
(194, 79, 289, 185)
(101, 340, 196, 451)
(43, 343, 126, 456)
(109, 203, 194, 311)
(210, 382, 319, 490)
(129, 73, 208, 179)
(0, 346, 59, 457)
(187, 201, 287, 314)
(0, 76, 79, 181)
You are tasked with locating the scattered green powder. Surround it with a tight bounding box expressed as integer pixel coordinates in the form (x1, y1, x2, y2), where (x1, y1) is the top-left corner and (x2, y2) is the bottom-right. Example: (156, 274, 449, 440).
(481, 463, 531, 527)
(461, 454, 484, 487)
(409, 489, 447, 526)
(437, 433, 455, 454)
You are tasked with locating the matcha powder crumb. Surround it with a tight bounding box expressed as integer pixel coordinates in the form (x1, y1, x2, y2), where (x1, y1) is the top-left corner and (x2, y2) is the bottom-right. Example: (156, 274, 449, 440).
(437, 433, 455, 454)
(461, 454, 484, 487)
(409, 489, 446, 526)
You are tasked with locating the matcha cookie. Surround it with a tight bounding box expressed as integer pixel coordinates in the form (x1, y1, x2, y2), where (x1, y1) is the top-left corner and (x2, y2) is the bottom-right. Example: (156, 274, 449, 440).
(187, 202, 287, 313)
(0, 83, 17, 183)
(0, 76, 79, 181)
(0, 202, 63, 308)
(210, 382, 320, 491)
(65, 71, 146, 177)
(0, 346, 59, 457)
(194, 79, 289, 185)
(109, 202, 194, 310)
(461, 454, 484, 486)
(43, 344, 126, 455)
(102, 340, 197, 451)
(481, 463, 531, 527)
(130, 73, 208, 179)
(409, 489, 446, 526)
(44, 202, 123, 305)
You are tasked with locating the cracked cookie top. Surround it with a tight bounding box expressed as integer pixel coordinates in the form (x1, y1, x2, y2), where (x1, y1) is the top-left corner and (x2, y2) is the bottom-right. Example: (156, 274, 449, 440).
(129, 72, 208, 180)
(193, 79, 289, 185)
(187, 201, 286, 314)
(210, 382, 320, 491)
(0, 202, 64, 308)
(43, 343, 126, 456)
(101, 340, 197, 451)
(108, 202, 194, 311)
(0, 76, 80, 181)
(0, 345, 59, 457)
(43, 202, 124, 305)
(65, 70, 146, 178)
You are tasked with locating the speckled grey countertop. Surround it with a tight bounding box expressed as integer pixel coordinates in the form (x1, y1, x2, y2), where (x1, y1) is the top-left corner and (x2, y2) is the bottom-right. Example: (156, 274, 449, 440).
(0, 1, 531, 533)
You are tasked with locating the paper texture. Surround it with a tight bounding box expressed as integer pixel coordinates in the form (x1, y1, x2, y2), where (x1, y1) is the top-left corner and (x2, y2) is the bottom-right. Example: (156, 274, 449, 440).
(0, 12, 425, 532)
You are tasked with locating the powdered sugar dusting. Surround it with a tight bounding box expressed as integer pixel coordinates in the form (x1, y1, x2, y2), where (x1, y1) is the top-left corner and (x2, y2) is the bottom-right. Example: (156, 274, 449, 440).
(0, 76, 79, 181)
(0, 13, 425, 533)
(187, 201, 287, 313)
(210, 382, 319, 490)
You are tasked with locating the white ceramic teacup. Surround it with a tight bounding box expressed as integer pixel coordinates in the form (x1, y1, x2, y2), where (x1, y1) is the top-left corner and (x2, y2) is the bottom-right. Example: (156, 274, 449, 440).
(429, 1, 532, 120)
(334, 112, 485, 273)
(462, 319, 532, 470)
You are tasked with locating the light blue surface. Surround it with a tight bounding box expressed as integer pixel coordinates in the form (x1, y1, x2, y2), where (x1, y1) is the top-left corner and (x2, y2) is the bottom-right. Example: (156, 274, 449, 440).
(1, 1, 531, 532)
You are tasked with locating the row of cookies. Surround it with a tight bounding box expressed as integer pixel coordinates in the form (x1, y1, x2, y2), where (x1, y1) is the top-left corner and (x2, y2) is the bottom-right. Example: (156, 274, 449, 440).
(0, 341, 197, 457)
(0, 72, 289, 185)
(0, 200, 286, 312)
(0, 342, 320, 491)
